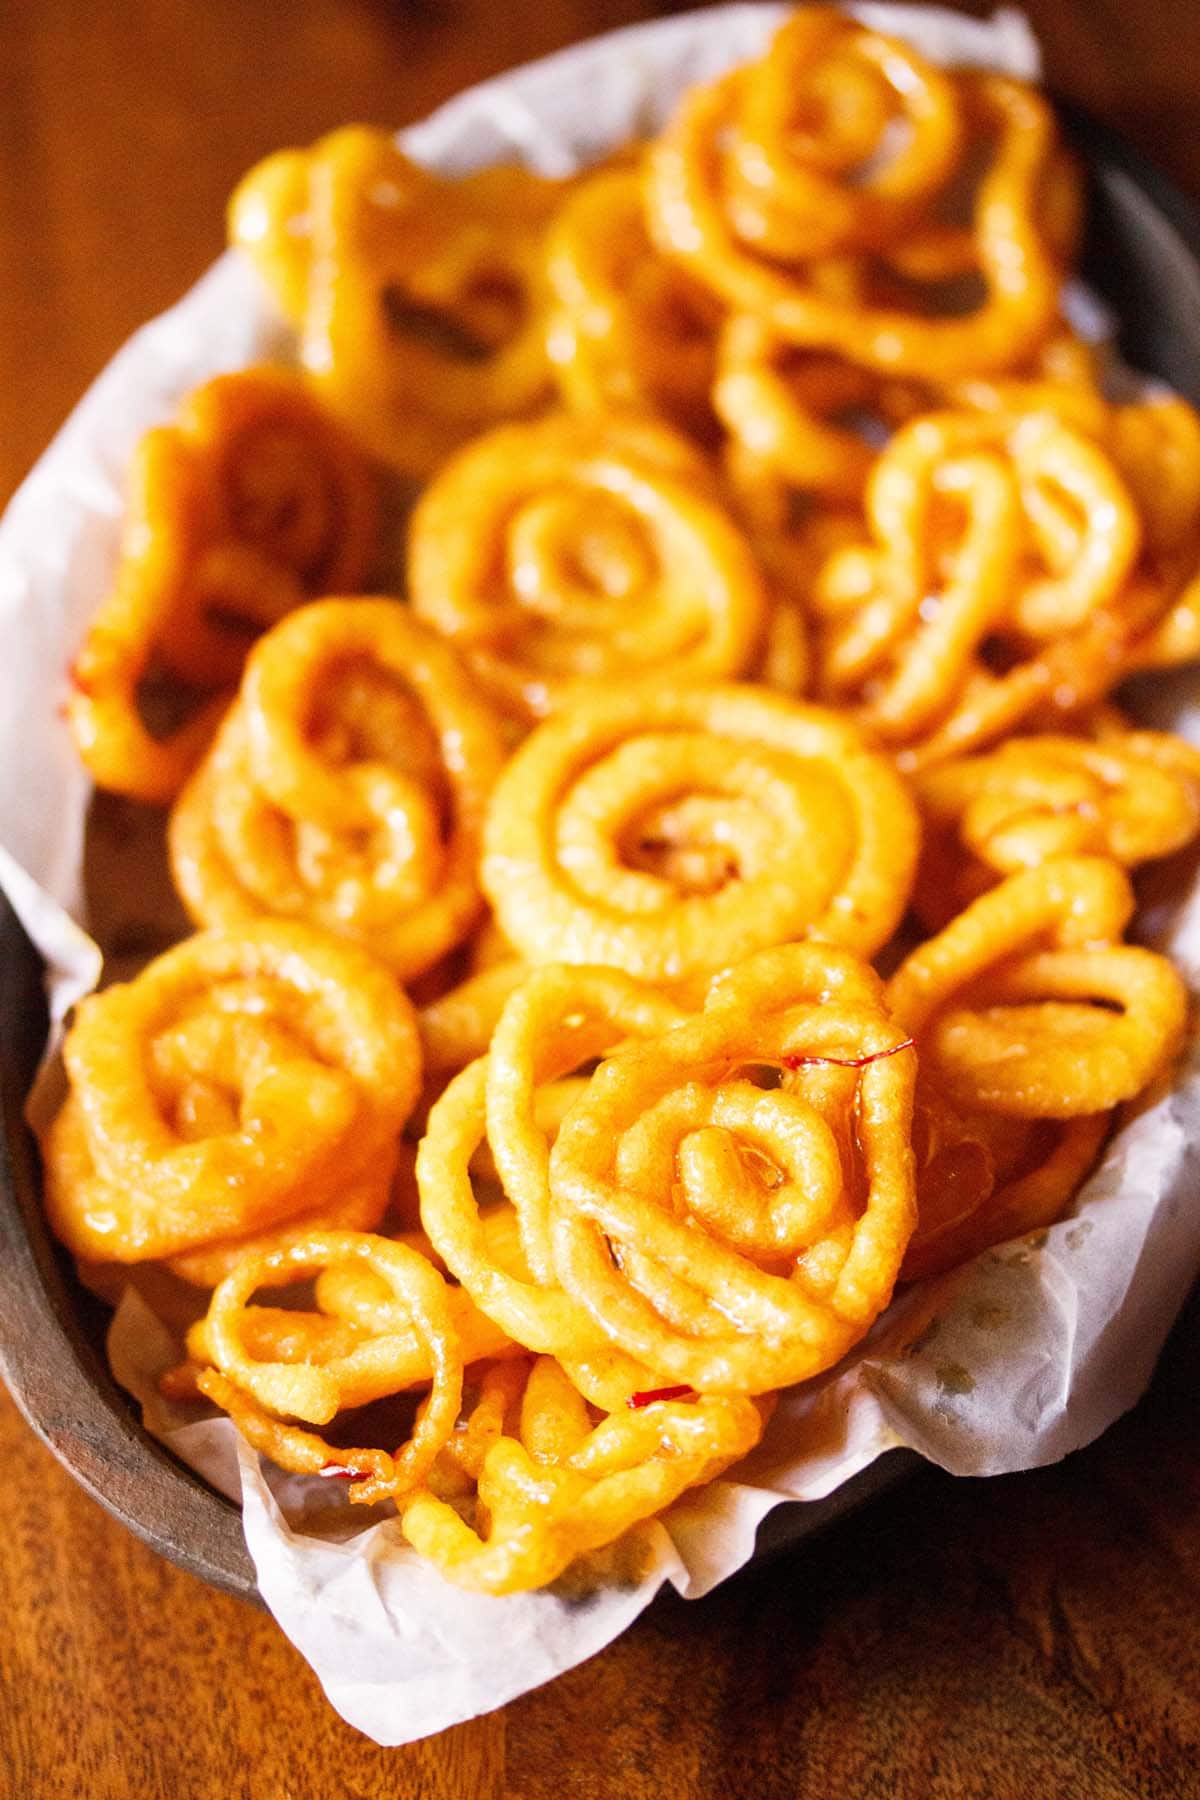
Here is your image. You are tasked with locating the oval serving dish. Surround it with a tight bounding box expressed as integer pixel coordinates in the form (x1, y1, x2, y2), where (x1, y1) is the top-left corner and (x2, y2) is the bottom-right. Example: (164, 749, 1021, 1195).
(1, 100, 1199, 1607)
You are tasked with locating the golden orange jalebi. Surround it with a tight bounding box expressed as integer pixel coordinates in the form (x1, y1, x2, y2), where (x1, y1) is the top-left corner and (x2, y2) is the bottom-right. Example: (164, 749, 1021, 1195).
(169, 599, 507, 982)
(545, 164, 724, 438)
(654, 8, 964, 266)
(418, 964, 688, 1363)
(66, 366, 378, 802)
(811, 407, 1147, 758)
(481, 683, 918, 984)
(649, 11, 1071, 379)
(950, 341, 1200, 556)
(408, 414, 766, 720)
(545, 942, 917, 1392)
(398, 1356, 766, 1593)
(887, 856, 1187, 1118)
(190, 1231, 462, 1506)
(43, 924, 420, 1264)
(232, 126, 560, 475)
(912, 729, 1200, 926)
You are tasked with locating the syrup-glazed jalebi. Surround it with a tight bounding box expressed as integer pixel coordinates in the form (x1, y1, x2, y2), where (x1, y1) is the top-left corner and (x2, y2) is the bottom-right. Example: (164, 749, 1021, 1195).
(408, 414, 766, 721)
(418, 965, 688, 1362)
(546, 165, 724, 439)
(543, 944, 918, 1392)
(169, 599, 507, 982)
(192, 1230, 465, 1507)
(648, 10, 1073, 380)
(886, 857, 1186, 1118)
(67, 367, 378, 802)
(43, 923, 420, 1263)
(398, 1356, 767, 1594)
(811, 407, 1148, 760)
(481, 683, 919, 983)
(912, 729, 1200, 927)
(231, 125, 561, 475)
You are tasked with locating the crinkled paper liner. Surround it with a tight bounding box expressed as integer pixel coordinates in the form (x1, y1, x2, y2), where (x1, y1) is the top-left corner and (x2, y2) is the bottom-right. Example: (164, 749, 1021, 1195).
(3, 3, 1200, 1746)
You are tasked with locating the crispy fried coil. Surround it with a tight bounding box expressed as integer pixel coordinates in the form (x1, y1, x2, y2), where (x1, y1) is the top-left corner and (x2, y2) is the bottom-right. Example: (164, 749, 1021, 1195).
(192, 1230, 463, 1506)
(169, 599, 507, 982)
(66, 367, 378, 803)
(481, 683, 919, 984)
(231, 126, 559, 475)
(886, 856, 1187, 1119)
(546, 944, 918, 1393)
(952, 348, 1200, 557)
(418, 966, 688, 1365)
(408, 415, 766, 721)
(545, 165, 723, 438)
(399, 1355, 767, 1594)
(913, 731, 1200, 928)
(185, 1228, 510, 1400)
(812, 408, 1143, 753)
(43, 924, 420, 1263)
(649, 26, 1068, 380)
(652, 8, 963, 269)
(901, 1096, 1109, 1284)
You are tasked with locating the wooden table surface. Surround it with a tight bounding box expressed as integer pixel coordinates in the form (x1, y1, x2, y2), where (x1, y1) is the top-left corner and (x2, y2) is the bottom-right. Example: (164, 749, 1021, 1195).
(2, 3, 1199, 1794)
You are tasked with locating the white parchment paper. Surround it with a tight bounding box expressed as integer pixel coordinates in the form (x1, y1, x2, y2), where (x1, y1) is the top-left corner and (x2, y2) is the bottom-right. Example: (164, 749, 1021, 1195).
(3, 3, 1200, 1747)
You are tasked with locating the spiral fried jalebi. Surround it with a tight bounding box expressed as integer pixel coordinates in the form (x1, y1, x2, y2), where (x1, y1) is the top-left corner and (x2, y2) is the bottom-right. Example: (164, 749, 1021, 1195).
(232, 126, 559, 475)
(189, 1231, 462, 1506)
(398, 1355, 765, 1593)
(653, 8, 964, 268)
(482, 683, 918, 983)
(913, 730, 1200, 926)
(887, 856, 1187, 1118)
(408, 415, 766, 720)
(812, 408, 1143, 755)
(43, 923, 420, 1263)
(418, 965, 688, 1361)
(650, 10, 1068, 379)
(66, 367, 379, 803)
(169, 599, 507, 982)
(542, 943, 916, 1392)
(546, 165, 723, 438)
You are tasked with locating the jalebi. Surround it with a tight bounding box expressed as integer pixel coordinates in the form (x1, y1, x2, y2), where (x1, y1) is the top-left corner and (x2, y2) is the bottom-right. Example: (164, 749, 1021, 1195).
(408, 414, 766, 720)
(482, 683, 918, 982)
(43, 924, 420, 1263)
(169, 599, 507, 981)
(67, 366, 378, 802)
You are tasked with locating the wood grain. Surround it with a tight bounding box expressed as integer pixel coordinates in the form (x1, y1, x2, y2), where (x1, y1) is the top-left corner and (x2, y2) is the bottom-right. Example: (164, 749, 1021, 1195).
(2, 3, 1200, 1796)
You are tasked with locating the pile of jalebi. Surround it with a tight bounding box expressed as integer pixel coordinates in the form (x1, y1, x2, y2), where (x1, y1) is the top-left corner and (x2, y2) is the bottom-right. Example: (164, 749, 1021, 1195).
(49, 8, 1200, 1596)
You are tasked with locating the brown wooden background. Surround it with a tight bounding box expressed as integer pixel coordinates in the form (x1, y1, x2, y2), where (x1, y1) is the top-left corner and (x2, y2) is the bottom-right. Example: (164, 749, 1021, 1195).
(2, 3, 1199, 1795)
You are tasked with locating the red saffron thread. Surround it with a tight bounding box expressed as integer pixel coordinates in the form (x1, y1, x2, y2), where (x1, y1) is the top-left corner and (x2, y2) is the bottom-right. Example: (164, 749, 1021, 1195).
(783, 1037, 915, 1072)
(627, 1384, 696, 1409)
(317, 1462, 364, 1481)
